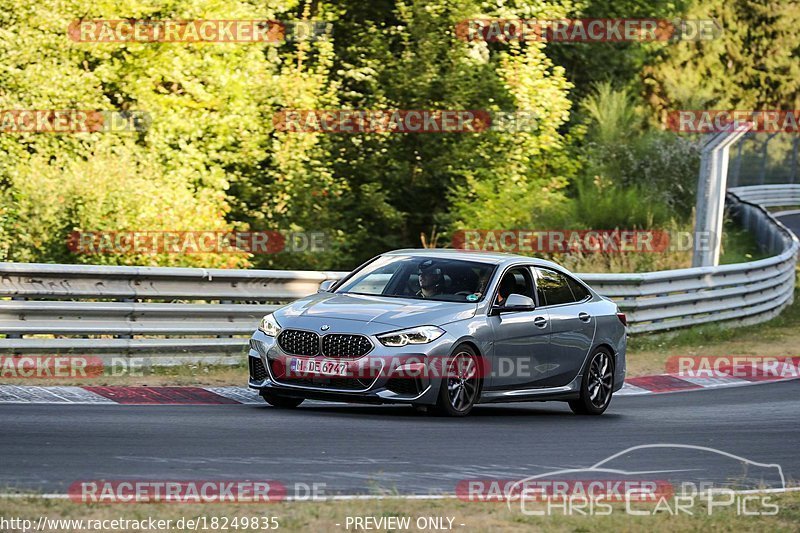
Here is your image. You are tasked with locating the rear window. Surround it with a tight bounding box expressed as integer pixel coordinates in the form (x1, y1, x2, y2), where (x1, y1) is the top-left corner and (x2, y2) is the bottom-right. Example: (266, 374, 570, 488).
(567, 276, 591, 302)
(535, 267, 576, 306)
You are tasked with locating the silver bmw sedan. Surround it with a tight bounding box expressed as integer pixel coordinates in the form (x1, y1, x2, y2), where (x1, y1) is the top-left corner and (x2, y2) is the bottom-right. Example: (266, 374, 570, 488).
(248, 249, 626, 416)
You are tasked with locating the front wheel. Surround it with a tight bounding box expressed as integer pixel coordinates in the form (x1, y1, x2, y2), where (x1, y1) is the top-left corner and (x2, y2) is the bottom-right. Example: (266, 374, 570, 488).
(431, 346, 480, 417)
(260, 391, 304, 409)
(569, 348, 614, 415)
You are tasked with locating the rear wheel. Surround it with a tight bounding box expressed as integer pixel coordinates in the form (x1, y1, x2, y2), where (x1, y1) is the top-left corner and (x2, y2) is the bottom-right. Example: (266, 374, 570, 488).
(260, 391, 304, 409)
(431, 345, 480, 417)
(569, 348, 614, 415)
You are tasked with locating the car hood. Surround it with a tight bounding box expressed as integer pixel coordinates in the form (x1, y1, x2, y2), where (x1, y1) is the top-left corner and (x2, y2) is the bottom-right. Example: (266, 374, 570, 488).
(275, 292, 478, 330)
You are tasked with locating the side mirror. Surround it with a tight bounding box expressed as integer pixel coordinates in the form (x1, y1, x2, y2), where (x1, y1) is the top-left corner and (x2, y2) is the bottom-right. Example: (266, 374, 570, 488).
(318, 280, 337, 293)
(491, 293, 535, 315)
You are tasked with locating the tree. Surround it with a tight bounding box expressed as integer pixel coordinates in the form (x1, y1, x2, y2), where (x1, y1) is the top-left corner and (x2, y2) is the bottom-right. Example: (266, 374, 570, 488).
(548, 0, 692, 107)
(643, 0, 800, 116)
(0, 0, 305, 267)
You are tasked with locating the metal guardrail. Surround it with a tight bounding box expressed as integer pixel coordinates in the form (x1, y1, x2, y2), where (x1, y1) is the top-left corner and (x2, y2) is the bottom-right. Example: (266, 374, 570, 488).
(583, 188, 799, 333)
(0, 186, 797, 357)
(729, 184, 800, 207)
(0, 265, 345, 358)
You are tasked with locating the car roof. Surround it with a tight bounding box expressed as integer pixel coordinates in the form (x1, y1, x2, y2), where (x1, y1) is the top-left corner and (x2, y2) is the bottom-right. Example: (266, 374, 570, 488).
(383, 248, 565, 270)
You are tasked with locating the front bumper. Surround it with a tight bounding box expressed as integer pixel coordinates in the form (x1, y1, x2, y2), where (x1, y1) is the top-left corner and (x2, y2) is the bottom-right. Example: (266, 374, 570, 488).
(247, 329, 454, 405)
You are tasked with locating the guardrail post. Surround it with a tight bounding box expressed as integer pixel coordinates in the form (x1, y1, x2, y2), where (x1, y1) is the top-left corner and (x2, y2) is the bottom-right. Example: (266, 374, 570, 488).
(118, 298, 134, 340)
(219, 300, 233, 338)
(693, 125, 753, 267)
(6, 296, 23, 340)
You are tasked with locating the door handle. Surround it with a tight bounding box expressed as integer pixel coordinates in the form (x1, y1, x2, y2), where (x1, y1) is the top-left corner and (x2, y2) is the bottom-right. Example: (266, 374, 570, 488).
(578, 312, 591, 323)
(533, 316, 548, 328)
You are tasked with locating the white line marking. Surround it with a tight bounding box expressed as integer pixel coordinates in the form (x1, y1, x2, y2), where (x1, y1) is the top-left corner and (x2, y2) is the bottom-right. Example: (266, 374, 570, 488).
(0, 487, 798, 501)
(0, 385, 114, 404)
(203, 386, 263, 404)
(615, 383, 652, 396)
(678, 376, 750, 388)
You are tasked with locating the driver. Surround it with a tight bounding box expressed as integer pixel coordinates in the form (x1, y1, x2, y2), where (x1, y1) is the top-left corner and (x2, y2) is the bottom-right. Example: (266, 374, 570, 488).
(417, 260, 444, 299)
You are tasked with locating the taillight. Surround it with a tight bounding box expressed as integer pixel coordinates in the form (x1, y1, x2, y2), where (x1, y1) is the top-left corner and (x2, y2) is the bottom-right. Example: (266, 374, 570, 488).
(617, 312, 627, 326)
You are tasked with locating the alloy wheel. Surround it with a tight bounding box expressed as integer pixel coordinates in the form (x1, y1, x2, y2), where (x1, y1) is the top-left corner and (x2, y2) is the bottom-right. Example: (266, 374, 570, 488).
(446, 351, 479, 412)
(587, 350, 613, 409)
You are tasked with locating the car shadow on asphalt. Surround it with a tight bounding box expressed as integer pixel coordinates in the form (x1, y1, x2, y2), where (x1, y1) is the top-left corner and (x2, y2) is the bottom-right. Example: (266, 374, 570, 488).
(250, 403, 624, 421)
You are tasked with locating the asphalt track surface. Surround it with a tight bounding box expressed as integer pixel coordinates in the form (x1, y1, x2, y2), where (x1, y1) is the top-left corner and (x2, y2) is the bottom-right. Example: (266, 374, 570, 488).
(777, 212, 800, 237)
(1, 380, 797, 496)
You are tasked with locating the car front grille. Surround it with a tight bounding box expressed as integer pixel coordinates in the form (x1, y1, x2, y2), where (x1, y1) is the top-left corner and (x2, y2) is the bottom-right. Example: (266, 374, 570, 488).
(278, 329, 373, 359)
(322, 334, 373, 359)
(249, 357, 268, 381)
(278, 329, 320, 356)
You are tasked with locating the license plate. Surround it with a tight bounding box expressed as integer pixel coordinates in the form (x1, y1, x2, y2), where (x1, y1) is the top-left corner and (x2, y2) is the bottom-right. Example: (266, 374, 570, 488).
(289, 358, 348, 377)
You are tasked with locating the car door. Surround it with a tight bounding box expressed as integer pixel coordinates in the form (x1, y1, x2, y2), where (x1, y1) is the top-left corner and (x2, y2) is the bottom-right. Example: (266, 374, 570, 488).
(532, 267, 597, 387)
(486, 267, 552, 391)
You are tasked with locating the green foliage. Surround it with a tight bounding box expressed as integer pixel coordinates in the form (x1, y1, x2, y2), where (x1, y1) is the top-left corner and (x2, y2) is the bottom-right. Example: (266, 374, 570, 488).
(570, 83, 700, 226)
(547, 0, 692, 106)
(0, 0, 785, 273)
(571, 176, 672, 229)
(0, 0, 300, 267)
(580, 81, 641, 145)
(439, 0, 579, 235)
(643, 0, 800, 115)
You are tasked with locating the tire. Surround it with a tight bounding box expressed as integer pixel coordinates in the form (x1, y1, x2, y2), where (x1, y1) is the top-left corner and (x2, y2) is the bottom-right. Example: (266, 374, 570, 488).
(260, 391, 304, 409)
(569, 347, 614, 415)
(431, 345, 481, 417)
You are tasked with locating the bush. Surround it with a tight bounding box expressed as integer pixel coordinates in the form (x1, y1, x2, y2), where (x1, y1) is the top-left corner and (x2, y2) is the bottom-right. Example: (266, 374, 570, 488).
(573, 83, 701, 223)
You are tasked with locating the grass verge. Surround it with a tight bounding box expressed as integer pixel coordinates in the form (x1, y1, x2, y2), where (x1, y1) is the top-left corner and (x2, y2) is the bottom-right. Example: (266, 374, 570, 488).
(625, 286, 800, 377)
(1, 491, 799, 532)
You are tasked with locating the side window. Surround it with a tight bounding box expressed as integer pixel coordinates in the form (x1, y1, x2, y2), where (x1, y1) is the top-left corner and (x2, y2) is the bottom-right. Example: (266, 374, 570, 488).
(495, 267, 534, 306)
(534, 267, 576, 306)
(566, 276, 591, 302)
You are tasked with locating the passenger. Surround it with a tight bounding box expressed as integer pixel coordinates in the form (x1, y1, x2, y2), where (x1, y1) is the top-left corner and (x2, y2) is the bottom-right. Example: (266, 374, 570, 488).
(495, 274, 518, 306)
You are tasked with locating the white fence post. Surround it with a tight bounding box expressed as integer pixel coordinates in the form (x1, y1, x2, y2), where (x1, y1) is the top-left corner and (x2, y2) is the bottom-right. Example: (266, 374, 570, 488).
(693, 126, 753, 267)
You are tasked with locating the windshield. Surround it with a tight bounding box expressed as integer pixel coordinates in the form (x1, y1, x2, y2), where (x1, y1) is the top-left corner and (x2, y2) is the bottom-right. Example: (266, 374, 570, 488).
(336, 255, 496, 302)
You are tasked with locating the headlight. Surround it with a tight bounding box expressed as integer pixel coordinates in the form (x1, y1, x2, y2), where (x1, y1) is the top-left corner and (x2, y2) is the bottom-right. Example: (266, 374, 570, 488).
(377, 326, 445, 347)
(258, 314, 281, 337)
